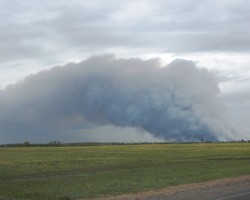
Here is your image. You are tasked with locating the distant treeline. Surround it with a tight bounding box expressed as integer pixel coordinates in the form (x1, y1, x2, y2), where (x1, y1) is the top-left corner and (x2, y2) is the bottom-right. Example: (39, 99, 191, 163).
(0, 139, 249, 147)
(0, 141, 165, 147)
(0, 141, 129, 147)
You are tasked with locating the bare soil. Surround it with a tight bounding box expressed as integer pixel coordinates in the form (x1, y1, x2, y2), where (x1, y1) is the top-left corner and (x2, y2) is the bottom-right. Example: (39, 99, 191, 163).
(87, 175, 250, 200)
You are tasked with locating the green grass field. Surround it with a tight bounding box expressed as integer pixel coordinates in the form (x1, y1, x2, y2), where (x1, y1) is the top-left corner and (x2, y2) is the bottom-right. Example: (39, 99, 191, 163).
(1, 143, 250, 200)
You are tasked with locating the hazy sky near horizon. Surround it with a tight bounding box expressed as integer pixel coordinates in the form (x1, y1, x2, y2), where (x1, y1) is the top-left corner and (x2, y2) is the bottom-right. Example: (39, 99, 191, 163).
(0, 0, 250, 143)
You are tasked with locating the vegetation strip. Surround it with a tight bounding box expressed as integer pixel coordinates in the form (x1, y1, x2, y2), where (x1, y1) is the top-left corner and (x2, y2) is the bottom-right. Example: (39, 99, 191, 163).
(0, 143, 250, 200)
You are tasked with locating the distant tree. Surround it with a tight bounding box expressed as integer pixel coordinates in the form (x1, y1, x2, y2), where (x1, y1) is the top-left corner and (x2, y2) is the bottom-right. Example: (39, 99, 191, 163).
(49, 140, 61, 146)
(23, 141, 30, 146)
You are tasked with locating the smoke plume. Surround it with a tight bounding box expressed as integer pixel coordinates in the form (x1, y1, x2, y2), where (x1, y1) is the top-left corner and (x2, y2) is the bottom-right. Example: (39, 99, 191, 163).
(0, 55, 235, 143)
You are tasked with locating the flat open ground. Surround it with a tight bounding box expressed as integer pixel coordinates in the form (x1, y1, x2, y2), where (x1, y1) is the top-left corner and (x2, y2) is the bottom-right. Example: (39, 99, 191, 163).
(0, 143, 250, 200)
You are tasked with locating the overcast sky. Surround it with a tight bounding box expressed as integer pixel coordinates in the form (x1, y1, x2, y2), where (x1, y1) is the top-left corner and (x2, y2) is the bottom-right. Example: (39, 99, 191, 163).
(0, 0, 250, 143)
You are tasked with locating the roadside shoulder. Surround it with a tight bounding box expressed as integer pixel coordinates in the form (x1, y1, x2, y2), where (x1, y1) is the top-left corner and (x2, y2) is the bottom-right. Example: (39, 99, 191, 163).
(86, 175, 250, 200)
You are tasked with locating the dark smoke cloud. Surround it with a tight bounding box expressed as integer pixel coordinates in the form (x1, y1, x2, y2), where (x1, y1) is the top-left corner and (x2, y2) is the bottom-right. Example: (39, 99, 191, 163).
(0, 55, 235, 143)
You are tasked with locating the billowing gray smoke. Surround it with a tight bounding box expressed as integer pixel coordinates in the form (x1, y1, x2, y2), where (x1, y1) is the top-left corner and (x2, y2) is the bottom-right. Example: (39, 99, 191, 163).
(0, 55, 234, 143)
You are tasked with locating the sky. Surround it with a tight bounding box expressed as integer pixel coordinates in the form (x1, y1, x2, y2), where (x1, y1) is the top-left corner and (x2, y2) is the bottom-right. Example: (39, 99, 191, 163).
(0, 0, 250, 144)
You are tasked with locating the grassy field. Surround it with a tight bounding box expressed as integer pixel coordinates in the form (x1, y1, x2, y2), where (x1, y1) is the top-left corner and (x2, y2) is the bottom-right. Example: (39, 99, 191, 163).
(1, 143, 250, 200)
